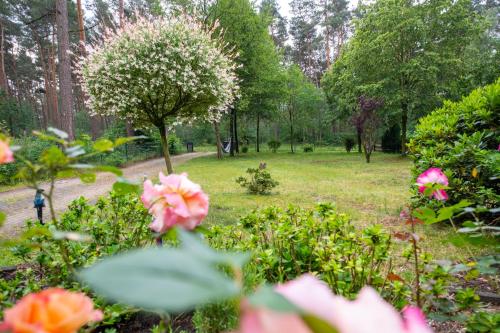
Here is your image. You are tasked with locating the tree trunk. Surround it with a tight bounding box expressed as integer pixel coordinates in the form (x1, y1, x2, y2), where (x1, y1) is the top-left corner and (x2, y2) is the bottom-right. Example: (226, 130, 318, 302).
(0, 23, 9, 95)
(214, 121, 223, 159)
(256, 113, 260, 152)
(289, 106, 294, 153)
(56, 0, 75, 139)
(76, 0, 101, 139)
(35, 33, 58, 128)
(119, 0, 125, 28)
(229, 108, 235, 157)
(323, 0, 331, 68)
(401, 103, 408, 155)
(234, 109, 239, 153)
(158, 124, 174, 174)
(357, 128, 362, 153)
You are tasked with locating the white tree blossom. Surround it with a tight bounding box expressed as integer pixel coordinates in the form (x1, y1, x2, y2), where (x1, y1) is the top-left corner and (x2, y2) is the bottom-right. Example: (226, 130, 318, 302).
(79, 15, 239, 172)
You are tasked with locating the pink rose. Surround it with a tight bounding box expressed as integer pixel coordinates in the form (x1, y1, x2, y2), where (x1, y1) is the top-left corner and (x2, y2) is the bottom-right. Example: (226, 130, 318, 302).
(416, 167, 448, 200)
(141, 172, 209, 232)
(0, 138, 14, 164)
(236, 274, 432, 333)
(0, 288, 103, 333)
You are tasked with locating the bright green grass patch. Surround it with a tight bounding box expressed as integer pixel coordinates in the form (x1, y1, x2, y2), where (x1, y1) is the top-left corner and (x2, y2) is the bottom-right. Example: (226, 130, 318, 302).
(176, 149, 492, 260)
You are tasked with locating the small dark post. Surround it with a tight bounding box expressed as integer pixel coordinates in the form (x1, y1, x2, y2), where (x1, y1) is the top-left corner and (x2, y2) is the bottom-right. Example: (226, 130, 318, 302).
(186, 142, 194, 153)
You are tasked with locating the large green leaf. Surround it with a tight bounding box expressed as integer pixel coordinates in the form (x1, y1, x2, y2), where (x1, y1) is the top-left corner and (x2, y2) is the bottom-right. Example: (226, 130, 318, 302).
(248, 285, 300, 313)
(79, 230, 244, 313)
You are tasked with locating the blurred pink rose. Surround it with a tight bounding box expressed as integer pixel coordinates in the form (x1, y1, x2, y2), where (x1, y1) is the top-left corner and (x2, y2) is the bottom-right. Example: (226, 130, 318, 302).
(141, 172, 208, 232)
(416, 167, 448, 200)
(236, 274, 432, 333)
(0, 138, 14, 164)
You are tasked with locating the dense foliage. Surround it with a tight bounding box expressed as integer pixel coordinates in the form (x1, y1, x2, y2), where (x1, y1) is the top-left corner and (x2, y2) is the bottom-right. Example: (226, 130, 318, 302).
(81, 15, 238, 172)
(235, 164, 279, 194)
(408, 79, 500, 215)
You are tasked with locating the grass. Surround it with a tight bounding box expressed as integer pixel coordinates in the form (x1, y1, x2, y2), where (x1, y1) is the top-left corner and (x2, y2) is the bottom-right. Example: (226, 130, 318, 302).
(0, 145, 491, 266)
(176, 146, 492, 260)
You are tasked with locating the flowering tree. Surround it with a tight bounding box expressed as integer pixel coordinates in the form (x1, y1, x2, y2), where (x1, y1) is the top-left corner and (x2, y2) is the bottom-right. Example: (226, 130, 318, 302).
(80, 16, 239, 173)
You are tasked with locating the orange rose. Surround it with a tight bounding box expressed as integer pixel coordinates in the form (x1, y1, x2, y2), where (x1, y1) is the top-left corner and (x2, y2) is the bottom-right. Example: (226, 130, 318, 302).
(0, 288, 103, 333)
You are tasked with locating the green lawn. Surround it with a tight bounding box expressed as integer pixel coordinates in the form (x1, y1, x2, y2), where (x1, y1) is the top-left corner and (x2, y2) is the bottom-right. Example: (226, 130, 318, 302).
(179, 147, 489, 260)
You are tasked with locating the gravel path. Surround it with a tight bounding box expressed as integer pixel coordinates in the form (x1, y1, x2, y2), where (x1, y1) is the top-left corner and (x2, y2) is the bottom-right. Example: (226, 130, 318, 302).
(0, 152, 213, 237)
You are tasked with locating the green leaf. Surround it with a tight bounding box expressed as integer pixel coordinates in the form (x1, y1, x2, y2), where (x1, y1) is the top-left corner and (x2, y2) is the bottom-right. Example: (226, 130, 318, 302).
(79, 237, 241, 312)
(303, 314, 339, 333)
(114, 136, 146, 147)
(66, 145, 86, 157)
(436, 207, 454, 222)
(94, 165, 123, 176)
(248, 285, 301, 313)
(79, 173, 97, 184)
(47, 127, 69, 139)
(413, 207, 436, 224)
(178, 230, 250, 268)
(32, 131, 65, 144)
(112, 178, 140, 195)
(93, 139, 114, 152)
(52, 231, 92, 242)
(0, 211, 5, 227)
(41, 146, 69, 168)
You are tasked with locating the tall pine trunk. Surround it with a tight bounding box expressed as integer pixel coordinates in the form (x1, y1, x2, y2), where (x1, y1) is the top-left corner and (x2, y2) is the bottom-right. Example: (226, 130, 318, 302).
(56, 0, 75, 139)
(118, 0, 134, 137)
(76, 0, 101, 139)
(0, 23, 9, 95)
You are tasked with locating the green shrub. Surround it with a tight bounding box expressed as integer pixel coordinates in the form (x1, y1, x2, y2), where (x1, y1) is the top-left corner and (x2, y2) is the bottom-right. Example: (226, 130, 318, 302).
(235, 164, 278, 195)
(0, 137, 52, 185)
(381, 124, 400, 153)
(267, 140, 281, 153)
(206, 204, 403, 301)
(303, 143, 314, 152)
(241, 146, 249, 153)
(344, 137, 355, 153)
(167, 133, 182, 155)
(192, 301, 239, 333)
(408, 79, 500, 217)
(466, 311, 500, 333)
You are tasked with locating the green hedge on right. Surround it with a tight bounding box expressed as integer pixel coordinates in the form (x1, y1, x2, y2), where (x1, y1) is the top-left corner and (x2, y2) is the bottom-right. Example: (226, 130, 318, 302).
(408, 79, 500, 214)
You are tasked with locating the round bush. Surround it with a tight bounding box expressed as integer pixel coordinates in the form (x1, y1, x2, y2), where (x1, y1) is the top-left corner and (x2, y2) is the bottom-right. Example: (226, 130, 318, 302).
(408, 79, 499, 214)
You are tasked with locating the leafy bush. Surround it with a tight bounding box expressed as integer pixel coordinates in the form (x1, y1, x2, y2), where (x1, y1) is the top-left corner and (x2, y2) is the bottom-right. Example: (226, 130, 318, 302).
(206, 203, 401, 300)
(241, 146, 249, 153)
(0, 136, 52, 185)
(408, 79, 500, 217)
(1, 191, 152, 325)
(466, 311, 500, 333)
(235, 164, 279, 195)
(344, 137, 355, 153)
(14, 193, 152, 282)
(267, 140, 281, 153)
(168, 133, 182, 155)
(303, 143, 314, 152)
(381, 124, 401, 153)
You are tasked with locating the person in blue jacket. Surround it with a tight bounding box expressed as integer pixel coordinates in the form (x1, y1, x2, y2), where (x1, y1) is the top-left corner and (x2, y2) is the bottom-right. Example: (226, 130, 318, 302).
(34, 189, 45, 224)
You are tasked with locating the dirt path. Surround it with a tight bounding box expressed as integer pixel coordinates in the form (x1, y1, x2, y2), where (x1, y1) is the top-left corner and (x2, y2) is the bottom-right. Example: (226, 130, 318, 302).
(0, 152, 213, 237)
